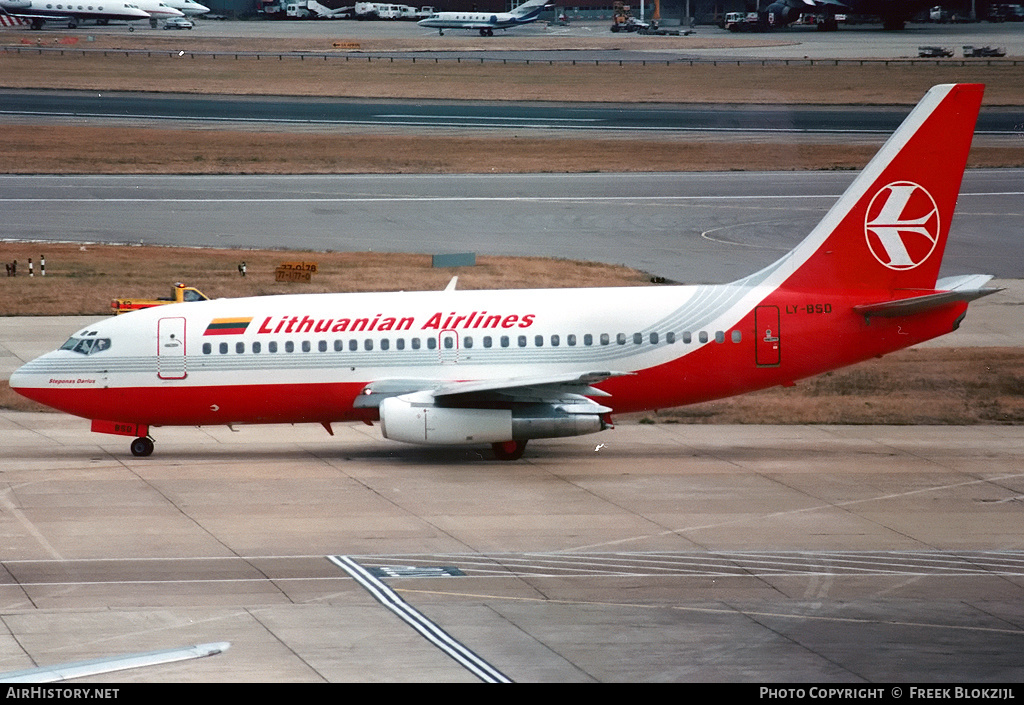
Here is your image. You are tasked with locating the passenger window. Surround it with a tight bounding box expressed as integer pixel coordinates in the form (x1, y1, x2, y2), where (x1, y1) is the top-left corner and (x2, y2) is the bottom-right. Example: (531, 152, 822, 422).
(584, 334, 593, 346)
(464, 337, 473, 348)
(551, 335, 559, 347)
(335, 340, 344, 352)
(501, 336, 509, 348)
(427, 338, 436, 350)
(412, 338, 421, 350)
(715, 331, 725, 344)
(202, 342, 211, 355)
(699, 331, 709, 344)
(683, 332, 691, 344)
(617, 333, 626, 345)
(535, 335, 543, 347)
(633, 333, 642, 345)
(666, 332, 675, 344)
(236, 342, 245, 354)
(319, 340, 328, 353)
(302, 341, 311, 353)
(253, 342, 261, 354)
(567, 334, 576, 346)
(364, 339, 373, 351)
(349, 340, 358, 352)
(518, 336, 527, 347)
(269, 341, 278, 353)
(600, 333, 609, 346)
(219, 342, 228, 354)
(483, 336, 492, 348)
(285, 341, 295, 353)
(381, 338, 390, 351)
(732, 330, 742, 343)
(650, 332, 659, 344)
(397, 338, 405, 350)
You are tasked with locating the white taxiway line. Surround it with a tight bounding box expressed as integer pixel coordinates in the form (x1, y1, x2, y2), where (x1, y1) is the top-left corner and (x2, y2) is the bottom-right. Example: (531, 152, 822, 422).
(328, 554, 512, 684)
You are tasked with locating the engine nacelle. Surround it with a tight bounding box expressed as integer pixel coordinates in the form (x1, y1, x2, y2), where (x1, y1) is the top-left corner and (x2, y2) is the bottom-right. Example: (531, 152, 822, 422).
(765, 1, 800, 27)
(379, 394, 607, 446)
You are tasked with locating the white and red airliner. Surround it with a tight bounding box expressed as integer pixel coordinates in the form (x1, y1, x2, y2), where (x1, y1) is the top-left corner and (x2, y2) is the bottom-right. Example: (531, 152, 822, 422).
(11, 84, 997, 460)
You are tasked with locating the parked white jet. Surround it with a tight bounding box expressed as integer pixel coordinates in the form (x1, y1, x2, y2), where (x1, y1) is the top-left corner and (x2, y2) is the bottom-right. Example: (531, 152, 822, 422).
(136, 0, 184, 22)
(0, 0, 150, 28)
(162, 0, 208, 15)
(418, 0, 552, 35)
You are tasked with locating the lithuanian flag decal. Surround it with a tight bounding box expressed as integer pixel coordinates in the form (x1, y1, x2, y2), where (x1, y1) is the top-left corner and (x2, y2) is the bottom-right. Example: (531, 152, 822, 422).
(203, 317, 253, 336)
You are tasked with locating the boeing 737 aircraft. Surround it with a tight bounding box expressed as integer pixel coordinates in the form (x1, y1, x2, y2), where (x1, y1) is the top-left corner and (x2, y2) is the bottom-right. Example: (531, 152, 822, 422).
(0, 0, 151, 28)
(11, 84, 996, 460)
(418, 0, 551, 35)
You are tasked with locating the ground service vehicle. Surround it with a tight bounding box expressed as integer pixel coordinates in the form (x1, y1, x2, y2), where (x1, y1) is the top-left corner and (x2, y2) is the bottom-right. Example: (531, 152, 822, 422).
(112, 283, 208, 314)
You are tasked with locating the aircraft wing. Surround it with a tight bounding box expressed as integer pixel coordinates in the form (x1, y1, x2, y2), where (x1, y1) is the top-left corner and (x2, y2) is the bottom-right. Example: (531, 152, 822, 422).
(0, 8, 69, 20)
(354, 370, 633, 410)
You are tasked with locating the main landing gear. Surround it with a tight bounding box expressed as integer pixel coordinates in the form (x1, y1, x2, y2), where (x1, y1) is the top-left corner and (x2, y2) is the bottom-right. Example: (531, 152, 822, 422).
(130, 436, 155, 457)
(491, 439, 527, 461)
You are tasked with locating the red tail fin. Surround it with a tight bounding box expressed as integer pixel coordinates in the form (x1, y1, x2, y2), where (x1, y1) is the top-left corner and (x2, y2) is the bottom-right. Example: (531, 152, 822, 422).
(777, 83, 984, 293)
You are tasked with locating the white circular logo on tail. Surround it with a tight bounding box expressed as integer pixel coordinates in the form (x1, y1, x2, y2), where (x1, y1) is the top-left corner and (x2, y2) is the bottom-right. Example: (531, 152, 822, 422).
(864, 181, 940, 270)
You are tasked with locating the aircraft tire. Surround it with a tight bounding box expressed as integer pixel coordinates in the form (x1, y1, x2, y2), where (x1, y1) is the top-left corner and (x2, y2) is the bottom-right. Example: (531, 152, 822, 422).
(492, 440, 527, 461)
(130, 436, 154, 457)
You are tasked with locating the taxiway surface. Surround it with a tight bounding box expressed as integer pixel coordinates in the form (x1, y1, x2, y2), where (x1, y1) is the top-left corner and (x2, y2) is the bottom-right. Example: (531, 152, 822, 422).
(4, 415, 1024, 682)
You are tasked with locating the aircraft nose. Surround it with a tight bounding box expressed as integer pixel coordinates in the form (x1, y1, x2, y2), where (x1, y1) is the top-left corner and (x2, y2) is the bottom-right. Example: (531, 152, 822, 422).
(8, 359, 32, 398)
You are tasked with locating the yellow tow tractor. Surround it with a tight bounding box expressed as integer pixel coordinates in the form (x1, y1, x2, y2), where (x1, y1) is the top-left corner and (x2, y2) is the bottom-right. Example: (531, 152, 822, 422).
(111, 283, 209, 314)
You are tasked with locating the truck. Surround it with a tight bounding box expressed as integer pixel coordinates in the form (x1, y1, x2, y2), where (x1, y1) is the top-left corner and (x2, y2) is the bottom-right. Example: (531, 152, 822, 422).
(111, 283, 209, 314)
(962, 45, 1006, 57)
(724, 11, 761, 31)
(353, 2, 401, 19)
(286, 1, 312, 17)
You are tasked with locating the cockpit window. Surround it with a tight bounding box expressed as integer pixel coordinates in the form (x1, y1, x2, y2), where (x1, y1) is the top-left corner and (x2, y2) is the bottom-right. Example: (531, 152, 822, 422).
(60, 336, 112, 355)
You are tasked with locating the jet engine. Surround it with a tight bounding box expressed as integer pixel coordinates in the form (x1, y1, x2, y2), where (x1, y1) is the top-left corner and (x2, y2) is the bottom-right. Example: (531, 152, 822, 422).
(764, 1, 802, 27)
(379, 392, 608, 446)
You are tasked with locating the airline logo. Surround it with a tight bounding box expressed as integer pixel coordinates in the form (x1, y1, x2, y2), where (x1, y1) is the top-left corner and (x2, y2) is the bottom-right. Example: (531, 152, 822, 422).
(864, 181, 940, 271)
(203, 318, 253, 336)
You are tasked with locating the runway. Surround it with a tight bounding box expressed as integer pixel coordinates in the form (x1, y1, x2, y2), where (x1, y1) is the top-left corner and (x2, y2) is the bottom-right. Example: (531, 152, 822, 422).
(3, 415, 1024, 681)
(3, 89, 1021, 136)
(2, 170, 1022, 284)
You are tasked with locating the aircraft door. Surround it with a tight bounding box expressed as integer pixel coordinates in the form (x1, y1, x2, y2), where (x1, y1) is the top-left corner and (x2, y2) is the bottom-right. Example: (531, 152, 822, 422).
(755, 306, 781, 367)
(438, 329, 459, 364)
(157, 317, 187, 380)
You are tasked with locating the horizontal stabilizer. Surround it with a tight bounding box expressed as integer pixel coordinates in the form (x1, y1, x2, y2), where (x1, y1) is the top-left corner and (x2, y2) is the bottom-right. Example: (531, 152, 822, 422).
(853, 276, 999, 319)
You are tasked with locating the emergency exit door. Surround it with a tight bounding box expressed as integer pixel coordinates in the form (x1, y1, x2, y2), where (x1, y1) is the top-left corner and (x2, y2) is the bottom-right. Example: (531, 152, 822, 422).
(157, 317, 187, 380)
(755, 306, 781, 367)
